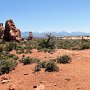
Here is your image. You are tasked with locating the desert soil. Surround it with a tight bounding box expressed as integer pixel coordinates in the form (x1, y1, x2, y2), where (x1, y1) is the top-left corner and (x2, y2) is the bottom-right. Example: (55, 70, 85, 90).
(0, 49, 90, 90)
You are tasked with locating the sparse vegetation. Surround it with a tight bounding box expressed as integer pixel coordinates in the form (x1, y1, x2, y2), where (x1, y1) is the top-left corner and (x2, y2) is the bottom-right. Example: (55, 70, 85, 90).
(0, 37, 90, 75)
(5, 42, 17, 51)
(0, 60, 17, 75)
(20, 57, 40, 65)
(34, 64, 41, 72)
(45, 61, 59, 72)
(20, 57, 32, 65)
(37, 33, 55, 53)
(57, 55, 71, 64)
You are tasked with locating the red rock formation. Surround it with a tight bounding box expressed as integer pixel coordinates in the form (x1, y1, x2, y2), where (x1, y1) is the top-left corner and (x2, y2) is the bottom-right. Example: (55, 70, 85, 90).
(3, 19, 22, 41)
(28, 31, 33, 40)
(0, 23, 4, 38)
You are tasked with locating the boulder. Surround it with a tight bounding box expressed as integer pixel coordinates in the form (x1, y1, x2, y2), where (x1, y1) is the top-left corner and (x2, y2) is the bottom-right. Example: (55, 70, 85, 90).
(0, 23, 4, 38)
(28, 31, 33, 40)
(3, 19, 22, 41)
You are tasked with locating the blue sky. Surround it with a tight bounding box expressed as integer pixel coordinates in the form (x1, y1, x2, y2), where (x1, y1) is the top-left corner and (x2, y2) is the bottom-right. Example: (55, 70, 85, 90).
(0, 0, 90, 32)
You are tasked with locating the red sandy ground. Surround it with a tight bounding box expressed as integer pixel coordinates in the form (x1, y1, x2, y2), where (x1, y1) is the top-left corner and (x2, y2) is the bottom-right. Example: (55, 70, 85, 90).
(0, 49, 90, 90)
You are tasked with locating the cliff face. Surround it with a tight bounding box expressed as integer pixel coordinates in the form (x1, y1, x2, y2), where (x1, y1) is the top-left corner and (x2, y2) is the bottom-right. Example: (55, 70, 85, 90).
(0, 23, 4, 38)
(3, 19, 22, 41)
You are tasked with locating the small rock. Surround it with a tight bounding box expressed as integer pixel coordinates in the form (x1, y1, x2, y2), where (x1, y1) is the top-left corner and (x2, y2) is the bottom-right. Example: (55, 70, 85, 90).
(54, 84, 57, 86)
(77, 87, 80, 89)
(2, 80, 10, 84)
(24, 73, 29, 75)
(36, 84, 45, 90)
(33, 85, 37, 88)
(40, 81, 43, 83)
(65, 78, 70, 81)
(8, 85, 15, 90)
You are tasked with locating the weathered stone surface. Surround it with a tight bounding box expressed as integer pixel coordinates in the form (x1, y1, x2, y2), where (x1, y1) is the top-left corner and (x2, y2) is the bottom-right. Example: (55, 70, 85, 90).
(28, 31, 33, 40)
(3, 19, 22, 41)
(0, 23, 4, 38)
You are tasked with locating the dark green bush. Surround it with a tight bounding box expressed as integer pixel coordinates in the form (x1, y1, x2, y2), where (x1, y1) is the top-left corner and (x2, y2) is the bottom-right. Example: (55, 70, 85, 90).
(12, 55, 19, 60)
(31, 58, 40, 63)
(34, 61, 46, 72)
(37, 61, 46, 68)
(0, 45, 3, 52)
(40, 61, 46, 68)
(34, 64, 41, 72)
(20, 57, 32, 65)
(20, 57, 40, 65)
(37, 34, 55, 52)
(45, 61, 59, 72)
(5, 42, 17, 51)
(80, 43, 90, 50)
(7, 54, 15, 58)
(57, 55, 71, 64)
(0, 60, 17, 75)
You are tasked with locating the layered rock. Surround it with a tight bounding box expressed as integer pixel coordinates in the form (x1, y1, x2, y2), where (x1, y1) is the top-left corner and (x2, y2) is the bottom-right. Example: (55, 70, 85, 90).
(0, 23, 4, 38)
(28, 31, 33, 40)
(3, 19, 22, 41)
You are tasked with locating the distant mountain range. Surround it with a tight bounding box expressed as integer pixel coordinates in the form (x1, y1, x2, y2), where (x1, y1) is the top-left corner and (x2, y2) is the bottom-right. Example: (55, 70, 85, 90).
(21, 31, 90, 38)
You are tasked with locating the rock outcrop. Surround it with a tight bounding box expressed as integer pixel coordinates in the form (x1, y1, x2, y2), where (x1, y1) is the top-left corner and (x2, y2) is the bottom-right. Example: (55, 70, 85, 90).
(3, 19, 22, 41)
(0, 23, 4, 38)
(28, 31, 33, 40)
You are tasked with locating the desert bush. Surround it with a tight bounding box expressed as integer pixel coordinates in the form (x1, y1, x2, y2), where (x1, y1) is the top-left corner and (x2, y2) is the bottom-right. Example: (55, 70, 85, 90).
(38, 61, 46, 68)
(40, 61, 46, 68)
(80, 43, 90, 50)
(20, 57, 40, 65)
(34, 64, 41, 72)
(16, 45, 25, 50)
(45, 61, 59, 72)
(57, 55, 71, 64)
(31, 58, 40, 63)
(34, 61, 46, 72)
(49, 59, 57, 62)
(37, 33, 55, 52)
(0, 52, 16, 60)
(0, 45, 3, 52)
(20, 57, 32, 65)
(7, 54, 15, 58)
(5, 42, 17, 51)
(0, 60, 17, 75)
(12, 55, 19, 60)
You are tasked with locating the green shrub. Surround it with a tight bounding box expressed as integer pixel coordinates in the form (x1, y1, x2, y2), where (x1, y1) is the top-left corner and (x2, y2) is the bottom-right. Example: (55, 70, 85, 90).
(20, 57, 40, 65)
(37, 61, 46, 68)
(80, 43, 90, 50)
(16, 45, 24, 51)
(34, 64, 41, 72)
(37, 34, 55, 52)
(5, 42, 17, 51)
(20, 57, 32, 65)
(45, 61, 59, 72)
(12, 55, 19, 60)
(7, 54, 15, 58)
(0, 45, 3, 52)
(57, 55, 71, 64)
(40, 61, 46, 68)
(31, 58, 40, 63)
(0, 60, 17, 75)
